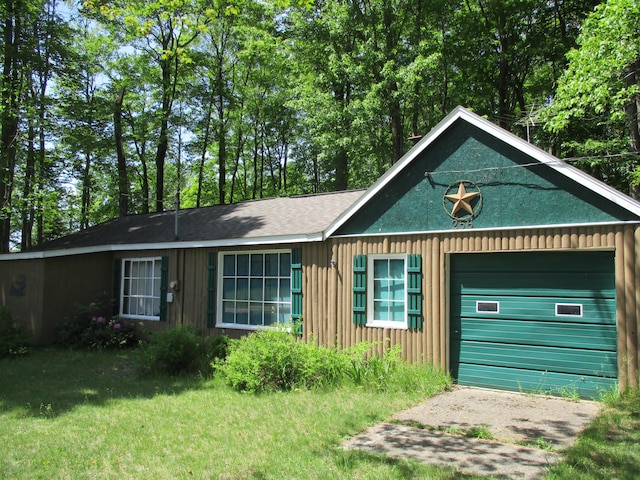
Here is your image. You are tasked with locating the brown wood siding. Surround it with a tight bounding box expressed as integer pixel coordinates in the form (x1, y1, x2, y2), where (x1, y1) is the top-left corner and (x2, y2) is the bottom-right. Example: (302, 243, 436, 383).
(301, 224, 640, 391)
(0, 258, 45, 343)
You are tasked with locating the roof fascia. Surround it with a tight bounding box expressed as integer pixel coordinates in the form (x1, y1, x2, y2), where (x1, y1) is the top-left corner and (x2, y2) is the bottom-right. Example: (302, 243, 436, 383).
(324, 106, 640, 238)
(0, 232, 324, 261)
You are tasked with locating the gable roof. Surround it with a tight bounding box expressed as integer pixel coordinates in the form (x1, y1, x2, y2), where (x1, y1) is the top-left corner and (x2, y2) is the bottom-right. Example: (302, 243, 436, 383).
(325, 106, 640, 236)
(5, 190, 364, 259)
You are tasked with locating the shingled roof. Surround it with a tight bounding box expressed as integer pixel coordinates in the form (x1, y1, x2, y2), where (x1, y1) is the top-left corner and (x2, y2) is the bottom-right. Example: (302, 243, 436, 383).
(25, 190, 364, 257)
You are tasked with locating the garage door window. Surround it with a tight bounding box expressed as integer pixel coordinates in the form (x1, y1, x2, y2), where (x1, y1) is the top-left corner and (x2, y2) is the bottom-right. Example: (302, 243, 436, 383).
(556, 303, 583, 317)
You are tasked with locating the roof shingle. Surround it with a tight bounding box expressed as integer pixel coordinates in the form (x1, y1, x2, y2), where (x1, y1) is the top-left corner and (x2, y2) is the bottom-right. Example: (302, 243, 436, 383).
(34, 190, 364, 252)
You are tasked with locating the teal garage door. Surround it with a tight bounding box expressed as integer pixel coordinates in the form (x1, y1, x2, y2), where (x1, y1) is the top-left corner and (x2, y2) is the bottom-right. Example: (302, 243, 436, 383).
(450, 251, 617, 398)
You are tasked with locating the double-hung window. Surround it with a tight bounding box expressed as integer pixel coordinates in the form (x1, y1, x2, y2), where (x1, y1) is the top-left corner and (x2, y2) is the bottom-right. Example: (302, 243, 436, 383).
(367, 254, 408, 329)
(218, 251, 292, 328)
(120, 257, 162, 320)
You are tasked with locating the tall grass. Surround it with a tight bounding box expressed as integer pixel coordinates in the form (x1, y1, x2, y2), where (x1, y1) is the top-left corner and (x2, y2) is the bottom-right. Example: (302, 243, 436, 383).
(547, 388, 640, 479)
(1, 348, 460, 480)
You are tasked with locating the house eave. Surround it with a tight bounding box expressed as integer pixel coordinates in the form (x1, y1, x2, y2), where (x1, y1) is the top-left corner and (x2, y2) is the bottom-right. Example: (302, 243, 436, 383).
(328, 219, 640, 241)
(0, 232, 324, 261)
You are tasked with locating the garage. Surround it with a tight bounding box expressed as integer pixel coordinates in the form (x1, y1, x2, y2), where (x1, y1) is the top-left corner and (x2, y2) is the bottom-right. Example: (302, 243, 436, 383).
(450, 251, 617, 398)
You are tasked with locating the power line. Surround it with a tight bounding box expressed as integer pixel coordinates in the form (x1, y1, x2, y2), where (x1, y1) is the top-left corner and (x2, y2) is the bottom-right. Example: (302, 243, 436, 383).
(424, 151, 639, 177)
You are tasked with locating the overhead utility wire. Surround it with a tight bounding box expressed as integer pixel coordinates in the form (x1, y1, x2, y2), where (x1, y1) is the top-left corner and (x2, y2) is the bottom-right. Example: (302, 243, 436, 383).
(424, 151, 639, 177)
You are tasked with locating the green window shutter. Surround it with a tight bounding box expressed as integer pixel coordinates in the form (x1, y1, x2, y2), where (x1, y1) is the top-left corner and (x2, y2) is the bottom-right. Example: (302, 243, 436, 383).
(353, 255, 367, 325)
(407, 254, 422, 329)
(291, 248, 302, 323)
(206, 252, 217, 328)
(113, 258, 121, 316)
(159, 256, 169, 322)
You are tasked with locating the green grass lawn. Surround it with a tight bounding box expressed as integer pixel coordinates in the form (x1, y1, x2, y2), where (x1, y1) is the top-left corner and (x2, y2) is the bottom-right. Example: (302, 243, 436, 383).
(1, 348, 639, 479)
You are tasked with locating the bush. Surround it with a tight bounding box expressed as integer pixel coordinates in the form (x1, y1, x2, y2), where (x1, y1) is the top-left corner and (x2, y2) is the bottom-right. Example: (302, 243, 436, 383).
(55, 298, 136, 350)
(218, 331, 452, 395)
(0, 306, 30, 358)
(208, 334, 231, 363)
(138, 326, 212, 376)
(218, 328, 348, 392)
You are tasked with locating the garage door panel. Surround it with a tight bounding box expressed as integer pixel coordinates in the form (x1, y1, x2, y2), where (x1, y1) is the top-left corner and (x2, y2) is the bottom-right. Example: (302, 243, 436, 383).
(458, 341, 617, 377)
(453, 251, 614, 274)
(452, 272, 615, 297)
(451, 295, 616, 324)
(456, 364, 618, 397)
(456, 318, 617, 350)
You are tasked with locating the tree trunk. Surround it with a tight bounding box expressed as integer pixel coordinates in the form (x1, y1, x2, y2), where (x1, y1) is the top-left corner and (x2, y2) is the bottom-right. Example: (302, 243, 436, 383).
(81, 152, 91, 229)
(625, 58, 640, 199)
(0, 0, 21, 252)
(21, 114, 35, 250)
(114, 87, 128, 216)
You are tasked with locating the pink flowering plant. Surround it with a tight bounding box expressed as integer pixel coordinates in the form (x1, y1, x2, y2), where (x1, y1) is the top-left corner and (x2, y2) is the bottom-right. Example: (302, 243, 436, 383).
(55, 296, 137, 350)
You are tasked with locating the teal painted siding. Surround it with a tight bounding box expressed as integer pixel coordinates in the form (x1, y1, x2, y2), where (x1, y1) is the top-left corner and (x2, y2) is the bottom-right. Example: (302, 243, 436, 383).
(450, 251, 617, 398)
(336, 121, 638, 236)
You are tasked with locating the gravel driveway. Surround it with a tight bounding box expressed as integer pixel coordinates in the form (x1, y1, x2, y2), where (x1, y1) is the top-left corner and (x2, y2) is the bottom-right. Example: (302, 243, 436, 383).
(342, 386, 600, 479)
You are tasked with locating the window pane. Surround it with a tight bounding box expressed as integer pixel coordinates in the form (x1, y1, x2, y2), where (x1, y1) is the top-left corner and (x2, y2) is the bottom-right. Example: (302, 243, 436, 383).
(265, 278, 278, 302)
(249, 304, 263, 325)
(265, 254, 278, 276)
(389, 259, 404, 279)
(389, 279, 405, 300)
(389, 303, 405, 322)
(223, 255, 235, 276)
(279, 253, 291, 274)
(374, 259, 388, 278)
(153, 298, 160, 317)
(237, 255, 249, 276)
(236, 302, 248, 324)
(236, 278, 248, 300)
(278, 303, 291, 324)
(223, 301, 235, 324)
(250, 254, 264, 276)
(374, 300, 388, 321)
(250, 278, 263, 301)
(279, 279, 290, 302)
(264, 307, 276, 326)
(223, 279, 235, 300)
(374, 279, 388, 300)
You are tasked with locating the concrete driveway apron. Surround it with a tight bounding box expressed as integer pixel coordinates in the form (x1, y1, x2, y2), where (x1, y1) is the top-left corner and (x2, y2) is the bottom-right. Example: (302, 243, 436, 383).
(342, 386, 600, 479)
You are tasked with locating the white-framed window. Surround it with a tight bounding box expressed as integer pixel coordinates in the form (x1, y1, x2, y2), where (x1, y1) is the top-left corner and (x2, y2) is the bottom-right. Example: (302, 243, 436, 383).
(367, 254, 408, 329)
(217, 250, 292, 329)
(120, 257, 162, 320)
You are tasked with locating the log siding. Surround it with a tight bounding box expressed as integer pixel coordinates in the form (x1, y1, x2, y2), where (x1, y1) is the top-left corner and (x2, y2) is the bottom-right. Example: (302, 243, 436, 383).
(301, 224, 640, 391)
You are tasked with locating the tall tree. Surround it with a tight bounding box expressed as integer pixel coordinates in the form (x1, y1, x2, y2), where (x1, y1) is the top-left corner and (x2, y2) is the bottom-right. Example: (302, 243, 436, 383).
(545, 0, 640, 195)
(0, 0, 23, 252)
(84, 0, 211, 211)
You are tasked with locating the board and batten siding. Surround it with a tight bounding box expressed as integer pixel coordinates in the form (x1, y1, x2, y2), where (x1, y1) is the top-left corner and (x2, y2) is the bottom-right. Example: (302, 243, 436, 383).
(301, 224, 640, 391)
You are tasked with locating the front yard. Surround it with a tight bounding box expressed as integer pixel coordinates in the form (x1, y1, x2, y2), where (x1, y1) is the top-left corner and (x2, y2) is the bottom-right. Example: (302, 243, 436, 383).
(1, 348, 639, 479)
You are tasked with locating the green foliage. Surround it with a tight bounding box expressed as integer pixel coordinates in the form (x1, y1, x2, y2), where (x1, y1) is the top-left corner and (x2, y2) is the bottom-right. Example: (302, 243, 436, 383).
(138, 326, 212, 376)
(0, 306, 30, 358)
(218, 329, 451, 395)
(55, 297, 136, 350)
(218, 328, 348, 392)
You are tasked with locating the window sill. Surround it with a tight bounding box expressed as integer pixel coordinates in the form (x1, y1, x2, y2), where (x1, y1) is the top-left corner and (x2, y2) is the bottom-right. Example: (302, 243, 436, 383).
(215, 322, 285, 331)
(120, 315, 160, 322)
(365, 321, 408, 330)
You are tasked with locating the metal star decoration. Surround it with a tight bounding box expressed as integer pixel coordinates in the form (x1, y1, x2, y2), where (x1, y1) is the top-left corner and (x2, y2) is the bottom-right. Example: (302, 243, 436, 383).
(445, 182, 480, 216)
